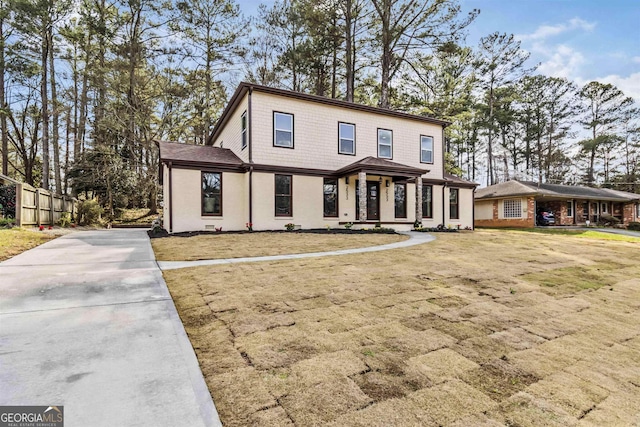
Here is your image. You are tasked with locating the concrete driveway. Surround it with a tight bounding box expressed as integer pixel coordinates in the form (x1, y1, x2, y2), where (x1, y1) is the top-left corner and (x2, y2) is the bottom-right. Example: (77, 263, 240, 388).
(0, 229, 220, 427)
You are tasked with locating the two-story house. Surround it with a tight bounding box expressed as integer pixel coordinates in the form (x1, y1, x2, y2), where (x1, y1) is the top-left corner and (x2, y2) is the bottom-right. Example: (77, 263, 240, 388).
(158, 82, 477, 233)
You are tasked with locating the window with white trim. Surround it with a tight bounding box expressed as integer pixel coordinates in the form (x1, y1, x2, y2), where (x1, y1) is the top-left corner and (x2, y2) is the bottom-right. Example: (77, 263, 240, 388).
(274, 112, 293, 148)
(378, 129, 392, 159)
(566, 201, 573, 218)
(503, 199, 522, 218)
(338, 122, 355, 155)
(420, 135, 433, 163)
(636, 203, 640, 218)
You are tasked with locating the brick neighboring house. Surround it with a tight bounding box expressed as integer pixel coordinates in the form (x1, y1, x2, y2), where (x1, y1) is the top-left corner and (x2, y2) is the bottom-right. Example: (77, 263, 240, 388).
(474, 180, 640, 228)
(158, 82, 478, 233)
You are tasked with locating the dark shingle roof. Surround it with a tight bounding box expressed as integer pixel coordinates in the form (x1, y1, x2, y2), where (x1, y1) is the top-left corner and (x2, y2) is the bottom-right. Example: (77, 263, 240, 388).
(475, 180, 640, 202)
(158, 141, 244, 169)
(444, 172, 479, 188)
(335, 156, 428, 177)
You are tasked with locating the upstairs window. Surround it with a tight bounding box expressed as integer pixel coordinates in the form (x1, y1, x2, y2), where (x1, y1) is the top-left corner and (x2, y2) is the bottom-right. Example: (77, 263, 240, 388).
(378, 129, 392, 159)
(422, 184, 433, 218)
(420, 135, 433, 163)
(503, 199, 521, 218)
(202, 172, 222, 216)
(395, 183, 407, 218)
(274, 112, 293, 148)
(323, 178, 338, 217)
(241, 111, 247, 149)
(449, 188, 459, 219)
(275, 174, 292, 216)
(338, 122, 355, 155)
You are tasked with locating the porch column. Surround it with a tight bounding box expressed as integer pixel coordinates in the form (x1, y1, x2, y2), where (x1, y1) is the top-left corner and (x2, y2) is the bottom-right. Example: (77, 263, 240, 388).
(415, 177, 423, 222)
(358, 171, 367, 221)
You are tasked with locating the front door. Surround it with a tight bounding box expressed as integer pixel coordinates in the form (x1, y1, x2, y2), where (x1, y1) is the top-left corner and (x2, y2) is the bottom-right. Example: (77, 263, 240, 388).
(367, 181, 380, 220)
(355, 181, 380, 220)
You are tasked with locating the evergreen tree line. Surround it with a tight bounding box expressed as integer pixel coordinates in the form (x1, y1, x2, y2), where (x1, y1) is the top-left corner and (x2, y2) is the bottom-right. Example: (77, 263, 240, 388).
(0, 0, 638, 217)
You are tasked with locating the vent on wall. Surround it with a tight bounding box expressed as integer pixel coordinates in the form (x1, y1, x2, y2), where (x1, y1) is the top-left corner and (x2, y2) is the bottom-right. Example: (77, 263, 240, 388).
(205, 225, 217, 230)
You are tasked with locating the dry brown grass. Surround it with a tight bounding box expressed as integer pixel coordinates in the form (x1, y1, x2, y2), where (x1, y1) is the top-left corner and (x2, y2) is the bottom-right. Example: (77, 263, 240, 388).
(161, 229, 640, 426)
(152, 232, 407, 261)
(0, 228, 57, 261)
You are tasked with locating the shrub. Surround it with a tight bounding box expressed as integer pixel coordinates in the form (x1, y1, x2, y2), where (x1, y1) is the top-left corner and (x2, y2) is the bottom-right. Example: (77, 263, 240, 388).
(628, 222, 640, 231)
(77, 199, 104, 225)
(285, 223, 295, 231)
(344, 222, 353, 230)
(58, 212, 72, 228)
(0, 184, 16, 218)
(0, 217, 16, 228)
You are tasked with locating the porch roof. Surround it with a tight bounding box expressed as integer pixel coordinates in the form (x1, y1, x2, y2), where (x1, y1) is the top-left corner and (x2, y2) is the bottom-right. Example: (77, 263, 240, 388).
(335, 156, 428, 178)
(475, 180, 640, 202)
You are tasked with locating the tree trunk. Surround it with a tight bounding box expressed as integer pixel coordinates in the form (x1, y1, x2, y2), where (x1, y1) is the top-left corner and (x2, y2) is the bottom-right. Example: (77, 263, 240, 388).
(95, 0, 106, 147)
(49, 29, 62, 193)
(344, 0, 354, 102)
(204, 26, 211, 145)
(0, 9, 8, 176)
(41, 19, 50, 189)
(379, 0, 391, 108)
(487, 85, 495, 185)
(64, 107, 70, 194)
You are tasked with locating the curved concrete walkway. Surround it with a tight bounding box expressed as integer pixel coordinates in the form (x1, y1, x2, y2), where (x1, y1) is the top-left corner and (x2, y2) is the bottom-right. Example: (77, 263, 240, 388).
(157, 231, 435, 271)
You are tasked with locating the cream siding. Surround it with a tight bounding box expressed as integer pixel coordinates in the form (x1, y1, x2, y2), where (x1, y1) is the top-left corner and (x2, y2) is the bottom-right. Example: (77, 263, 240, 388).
(252, 173, 325, 230)
(212, 93, 249, 163)
(444, 187, 474, 229)
(250, 92, 443, 180)
(162, 165, 170, 231)
(421, 184, 444, 227)
(475, 200, 493, 220)
(170, 168, 247, 233)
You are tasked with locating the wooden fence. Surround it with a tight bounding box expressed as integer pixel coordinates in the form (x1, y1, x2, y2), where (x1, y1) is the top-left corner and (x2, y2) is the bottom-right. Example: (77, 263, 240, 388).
(15, 183, 77, 227)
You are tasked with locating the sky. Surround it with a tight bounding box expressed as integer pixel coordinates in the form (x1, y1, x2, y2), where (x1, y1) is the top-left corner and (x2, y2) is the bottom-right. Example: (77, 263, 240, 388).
(240, 0, 640, 101)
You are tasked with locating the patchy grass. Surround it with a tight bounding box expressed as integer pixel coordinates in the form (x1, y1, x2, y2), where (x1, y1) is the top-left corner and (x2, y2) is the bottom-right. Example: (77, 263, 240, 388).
(161, 229, 640, 426)
(113, 208, 161, 224)
(502, 228, 640, 243)
(152, 232, 408, 261)
(0, 228, 57, 261)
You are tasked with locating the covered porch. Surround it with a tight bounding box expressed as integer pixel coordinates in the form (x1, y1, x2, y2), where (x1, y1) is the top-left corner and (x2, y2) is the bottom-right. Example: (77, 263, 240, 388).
(335, 157, 428, 226)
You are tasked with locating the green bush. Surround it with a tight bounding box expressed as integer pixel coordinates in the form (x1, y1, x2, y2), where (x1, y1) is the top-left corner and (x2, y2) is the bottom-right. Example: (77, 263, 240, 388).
(57, 212, 72, 228)
(628, 222, 640, 231)
(77, 199, 104, 225)
(0, 184, 16, 218)
(0, 217, 16, 228)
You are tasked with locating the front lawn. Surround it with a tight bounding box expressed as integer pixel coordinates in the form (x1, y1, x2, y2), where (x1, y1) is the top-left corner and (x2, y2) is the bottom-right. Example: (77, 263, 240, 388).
(0, 228, 57, 261)
(152, 232, 408, 261)
(499, 227, 640, 243)
(162, 230, 640, 426)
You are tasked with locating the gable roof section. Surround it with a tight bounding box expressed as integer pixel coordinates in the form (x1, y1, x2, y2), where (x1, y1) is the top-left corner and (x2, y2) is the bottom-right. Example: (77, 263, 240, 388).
(475, 180, 640, 202)
(158, 141, 244, 171)
(206, 82, 450, 145)
(335, 156, 428, 178)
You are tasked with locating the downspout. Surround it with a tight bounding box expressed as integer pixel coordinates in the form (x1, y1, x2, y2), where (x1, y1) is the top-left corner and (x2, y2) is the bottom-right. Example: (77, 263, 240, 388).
(168, 161, 173, 233)
(248, 88, 253, 225)
(472, 187, 476, 230)
(442, 125, 447, 227)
